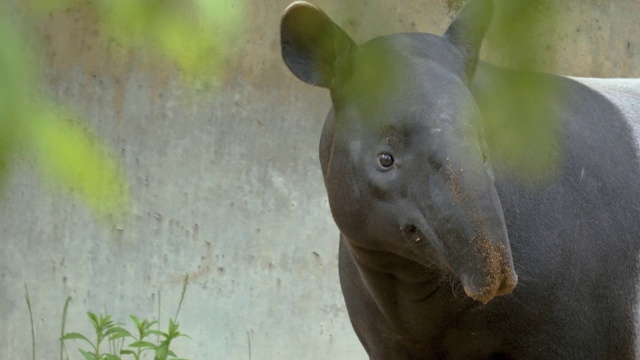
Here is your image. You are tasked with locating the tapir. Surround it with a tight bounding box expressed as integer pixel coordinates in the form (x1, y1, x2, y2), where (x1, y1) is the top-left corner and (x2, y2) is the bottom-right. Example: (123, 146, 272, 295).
(280, 0, 640, 358)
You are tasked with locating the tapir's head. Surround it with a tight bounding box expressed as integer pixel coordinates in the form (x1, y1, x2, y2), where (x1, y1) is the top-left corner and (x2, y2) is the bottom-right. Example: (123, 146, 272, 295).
(280, 0, 517, 304)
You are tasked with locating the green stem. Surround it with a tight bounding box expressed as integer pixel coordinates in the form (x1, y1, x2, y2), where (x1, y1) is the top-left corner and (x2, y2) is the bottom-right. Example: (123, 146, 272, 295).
(174, 274, 189, 321)
(24, 284, 35, 360)
(157, 290, 162, 346)
(247, 331, 252, 360)
(60, 295, 71, 360)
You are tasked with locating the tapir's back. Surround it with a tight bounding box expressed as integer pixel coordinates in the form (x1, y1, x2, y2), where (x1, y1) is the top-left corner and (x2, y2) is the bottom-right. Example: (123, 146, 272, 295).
(570, 77, 640, 153)
(479, 70, 640, 358)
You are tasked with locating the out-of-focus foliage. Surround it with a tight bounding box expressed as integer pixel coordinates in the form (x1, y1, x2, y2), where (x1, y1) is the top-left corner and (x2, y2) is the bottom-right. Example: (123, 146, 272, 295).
(0, 10, 128, 220)
(479, 0, 563, 184)
(1, 11, 121, 215)
(97, 0, 244, 81)
(0, 13, 34, 187)
(484, 0, 559, 72)
(28, 107, 129, 217)
(0, 0, 246, 220)
(29, 0, 246, 81)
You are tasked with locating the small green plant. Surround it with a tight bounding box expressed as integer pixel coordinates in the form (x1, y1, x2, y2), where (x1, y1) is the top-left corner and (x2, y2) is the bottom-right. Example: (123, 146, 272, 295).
(62, 313, 189, 360)
(61, 312, 128, 360)
(119, 315, 158, 360)
(58, 275, 190, 360)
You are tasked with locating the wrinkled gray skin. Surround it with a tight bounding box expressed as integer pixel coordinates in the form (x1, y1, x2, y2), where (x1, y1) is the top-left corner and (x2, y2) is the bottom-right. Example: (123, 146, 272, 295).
(281, 0, 640, 359)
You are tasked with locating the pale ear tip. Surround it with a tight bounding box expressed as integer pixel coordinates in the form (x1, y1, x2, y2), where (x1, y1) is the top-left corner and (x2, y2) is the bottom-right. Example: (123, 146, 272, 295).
(284, 1, 319, 14)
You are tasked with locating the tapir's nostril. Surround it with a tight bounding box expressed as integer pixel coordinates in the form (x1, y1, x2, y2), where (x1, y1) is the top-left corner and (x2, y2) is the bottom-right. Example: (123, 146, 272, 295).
(402, 224, 418, 235)
(428, 156, 443, 172)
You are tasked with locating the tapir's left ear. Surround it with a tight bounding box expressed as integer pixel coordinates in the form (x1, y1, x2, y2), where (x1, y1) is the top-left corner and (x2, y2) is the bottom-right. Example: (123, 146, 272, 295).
(280, 1, 356, 88)
(444, 0, 494, 79)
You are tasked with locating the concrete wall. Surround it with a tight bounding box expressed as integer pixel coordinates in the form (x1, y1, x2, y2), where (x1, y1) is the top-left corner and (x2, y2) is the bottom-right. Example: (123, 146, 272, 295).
(1, 1, 639, 359)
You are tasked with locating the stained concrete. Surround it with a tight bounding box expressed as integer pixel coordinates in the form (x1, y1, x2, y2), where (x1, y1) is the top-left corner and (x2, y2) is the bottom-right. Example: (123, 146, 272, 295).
(1, 1, 639, 359)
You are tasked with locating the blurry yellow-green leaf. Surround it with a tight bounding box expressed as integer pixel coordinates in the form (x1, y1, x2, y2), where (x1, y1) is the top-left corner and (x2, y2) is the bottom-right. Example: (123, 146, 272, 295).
(0, 12, 36, 184)
(28, 0, 246, 81)
(477, 72, 564, 185)
(1, 9, 128, 219)
(479, 0, 563, 184)
(26, 0, 82, 13)
(484, 0, 560, 72)
(96, 0, 163, 45)
(27, 107, 130, 218)
(196, 0, 244, 31)
(93, 0, 246, 81)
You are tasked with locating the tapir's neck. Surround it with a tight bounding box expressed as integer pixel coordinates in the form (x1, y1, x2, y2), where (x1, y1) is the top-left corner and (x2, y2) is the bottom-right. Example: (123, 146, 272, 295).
(340, 237, 475, 343)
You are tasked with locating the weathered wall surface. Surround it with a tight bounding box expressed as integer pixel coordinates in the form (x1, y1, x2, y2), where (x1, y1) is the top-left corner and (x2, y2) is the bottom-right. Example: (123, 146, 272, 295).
(1, 1, 639, 359)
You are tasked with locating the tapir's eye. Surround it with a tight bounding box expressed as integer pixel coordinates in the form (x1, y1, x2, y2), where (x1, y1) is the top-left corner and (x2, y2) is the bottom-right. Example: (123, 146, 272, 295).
(378, 153, 394, 169)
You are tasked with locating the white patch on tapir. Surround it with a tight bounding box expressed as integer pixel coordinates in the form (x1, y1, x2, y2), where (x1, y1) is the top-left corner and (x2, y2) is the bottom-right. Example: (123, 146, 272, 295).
(570, 76, 640, 356)
(570, 77, 640, 156)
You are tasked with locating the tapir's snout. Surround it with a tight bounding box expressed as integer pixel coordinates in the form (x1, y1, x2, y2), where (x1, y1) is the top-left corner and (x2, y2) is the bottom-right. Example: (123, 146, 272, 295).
(427, 146, 518, 304)
(459, 234, 518, 304)
(408, 188, 517, 304)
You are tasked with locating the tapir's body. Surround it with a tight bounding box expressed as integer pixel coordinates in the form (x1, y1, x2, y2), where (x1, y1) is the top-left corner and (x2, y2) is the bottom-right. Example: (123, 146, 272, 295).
(281, 1, 640, 359)
(338, 63, 640, 359)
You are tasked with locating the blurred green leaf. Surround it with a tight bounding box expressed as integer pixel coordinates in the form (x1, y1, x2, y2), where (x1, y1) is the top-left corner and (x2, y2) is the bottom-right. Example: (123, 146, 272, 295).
(3, 0, 249, 220)
(78, 349, 96, 360)
(155, 343, 169, 360)
(0, 12, 34, 186)
(87, 312, 101, 331)
(61, 332, 92, 343)
(107, 326, 131, 340)
(484, 0, 560, 72)
(28, 0, 247, 80)
(26, 0, 82, 12)
(26, 107, 130, 218)
(127, 340, 155, 349)
(1, 7, 130, 220)
(479, 0, 564, 183)
(93, 0, 246, 81)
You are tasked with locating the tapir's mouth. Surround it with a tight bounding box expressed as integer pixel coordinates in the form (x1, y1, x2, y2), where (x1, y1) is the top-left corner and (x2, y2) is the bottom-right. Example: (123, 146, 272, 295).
(402, 223, 518, 304)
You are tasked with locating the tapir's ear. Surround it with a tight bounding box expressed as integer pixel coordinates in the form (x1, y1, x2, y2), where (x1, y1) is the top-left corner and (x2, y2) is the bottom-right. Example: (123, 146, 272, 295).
(444, 0, 493, 79)
(280, 1, 356, 88)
